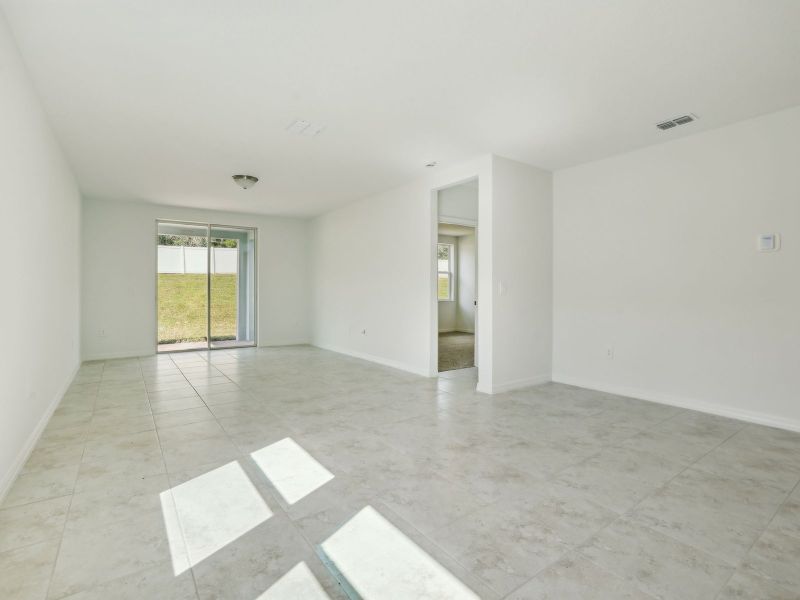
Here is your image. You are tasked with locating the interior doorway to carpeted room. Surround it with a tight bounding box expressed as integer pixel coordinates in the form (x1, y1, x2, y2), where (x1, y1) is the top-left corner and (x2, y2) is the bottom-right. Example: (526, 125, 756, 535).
(438, 331, 475, 372)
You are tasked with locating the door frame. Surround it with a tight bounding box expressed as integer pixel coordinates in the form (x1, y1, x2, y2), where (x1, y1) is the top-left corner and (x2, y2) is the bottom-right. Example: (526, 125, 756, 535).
(436, 219, 478, 370)
(429, 177, 480, 376)
(154, 219, 258, 353)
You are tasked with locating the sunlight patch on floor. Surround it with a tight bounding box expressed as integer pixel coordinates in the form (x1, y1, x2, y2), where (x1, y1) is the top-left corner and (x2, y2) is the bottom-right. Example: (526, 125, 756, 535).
(256, 561, 330, 599)
(161, 461, 272, 575)
(320, 506, 479, 599)
(251, 438, 334, 505)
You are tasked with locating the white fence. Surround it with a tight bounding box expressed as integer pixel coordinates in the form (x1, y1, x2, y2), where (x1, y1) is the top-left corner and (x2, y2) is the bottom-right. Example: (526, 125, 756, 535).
(158, 246, 238, 274)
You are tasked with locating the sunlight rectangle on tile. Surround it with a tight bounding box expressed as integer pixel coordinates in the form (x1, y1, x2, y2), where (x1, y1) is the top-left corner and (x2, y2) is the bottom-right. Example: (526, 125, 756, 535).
(160, 461, 272, 574)
(251, 438, 334, 505)
(160, 490, 191, 576)
(256, 561, 330, 599)
(320, 505, 479, 599)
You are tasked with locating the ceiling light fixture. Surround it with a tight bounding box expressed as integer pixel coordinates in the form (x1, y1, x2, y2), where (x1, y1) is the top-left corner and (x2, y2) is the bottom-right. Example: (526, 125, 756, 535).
(425, 161, 438, 168)
(232, 174, 258, 189)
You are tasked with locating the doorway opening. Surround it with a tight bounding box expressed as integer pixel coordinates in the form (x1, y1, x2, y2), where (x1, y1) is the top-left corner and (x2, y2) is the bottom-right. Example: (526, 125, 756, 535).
(156, 220, 256, 352)
(435, 179, 478, 374)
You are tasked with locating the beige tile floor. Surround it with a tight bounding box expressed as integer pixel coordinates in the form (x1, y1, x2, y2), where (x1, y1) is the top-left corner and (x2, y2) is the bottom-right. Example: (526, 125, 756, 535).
(1, 346, 799, 599)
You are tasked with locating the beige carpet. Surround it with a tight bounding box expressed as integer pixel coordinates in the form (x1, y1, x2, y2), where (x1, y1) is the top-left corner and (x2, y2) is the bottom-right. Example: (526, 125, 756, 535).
(438, 331, 475, 372)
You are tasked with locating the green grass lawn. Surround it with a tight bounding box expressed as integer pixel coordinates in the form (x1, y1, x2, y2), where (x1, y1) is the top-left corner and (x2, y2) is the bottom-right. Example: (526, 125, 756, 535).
(158, 274, 237, 344)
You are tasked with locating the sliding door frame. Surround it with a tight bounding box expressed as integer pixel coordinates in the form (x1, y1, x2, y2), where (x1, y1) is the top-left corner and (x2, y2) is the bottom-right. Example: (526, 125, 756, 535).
(155, 219, 258, 353)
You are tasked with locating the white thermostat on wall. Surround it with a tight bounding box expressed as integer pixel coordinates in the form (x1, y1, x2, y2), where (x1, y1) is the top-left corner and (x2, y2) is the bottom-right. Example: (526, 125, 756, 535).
(757, 233, 780, 252)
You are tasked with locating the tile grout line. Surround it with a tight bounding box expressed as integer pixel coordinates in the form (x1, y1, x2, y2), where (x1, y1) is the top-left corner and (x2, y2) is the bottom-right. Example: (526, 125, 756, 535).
(68, 353, 210, 600)
(212, 350, 362, 594)
(498, 549, 661, 600)
(568, 422, 753, 600)
(712, 473, 800, 599)
(467, 396, 747, 599)
(150, 352, 202, 600)
(8, 349, 799, 600)
(63, 352, 230, 600)
(42, 357, 104, 600)
(155, 349, 271, 599)
(371, 388, 673, 598)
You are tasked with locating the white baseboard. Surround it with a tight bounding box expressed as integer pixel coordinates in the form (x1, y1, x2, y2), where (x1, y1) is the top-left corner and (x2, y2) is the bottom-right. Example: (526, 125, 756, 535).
(312, 343, 430, 377)
(258, 340, 311, 347)
(481, 373, 551, 395)
(476, 380, 492, 394)
(83, 340, 313, 362)
(82, 349, 150, 361)
(0, 362, 80, 504)
(552, 374, 800, 433)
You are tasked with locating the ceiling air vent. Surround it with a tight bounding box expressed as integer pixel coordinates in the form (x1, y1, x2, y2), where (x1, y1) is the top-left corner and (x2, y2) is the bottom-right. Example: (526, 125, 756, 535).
(657, 113, 698, 131)
(286, 119, 325, 137)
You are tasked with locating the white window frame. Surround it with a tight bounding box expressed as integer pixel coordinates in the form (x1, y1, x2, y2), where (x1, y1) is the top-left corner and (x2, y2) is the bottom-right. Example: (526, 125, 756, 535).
(437, 242, 455, 302)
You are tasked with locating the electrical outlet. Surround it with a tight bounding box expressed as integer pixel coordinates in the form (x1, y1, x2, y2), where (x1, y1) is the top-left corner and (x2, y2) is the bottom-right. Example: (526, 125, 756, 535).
(606, 346, 614, 359)
(361, 329, 367, 336)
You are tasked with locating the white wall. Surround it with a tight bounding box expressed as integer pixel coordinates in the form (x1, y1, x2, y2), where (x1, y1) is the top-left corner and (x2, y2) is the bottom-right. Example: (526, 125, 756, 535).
(82, 198, 312, 359)
(0, 14, 82, 498)
(489, 156, 553, 391)
(457, 233, 476, 332)
(439, 180, 478, 224)
(437, 234, 458, 332)
(553, 106, 800, 431)
(311, 156, 494, 380)
(311, 154, 553, 393)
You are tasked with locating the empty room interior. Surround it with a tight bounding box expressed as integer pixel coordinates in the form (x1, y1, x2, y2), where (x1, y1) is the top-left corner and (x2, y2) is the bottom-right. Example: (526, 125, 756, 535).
(2, 2, 800, 599)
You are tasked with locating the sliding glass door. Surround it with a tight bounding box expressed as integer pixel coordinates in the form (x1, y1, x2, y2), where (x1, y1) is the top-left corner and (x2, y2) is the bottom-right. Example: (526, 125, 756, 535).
(209, 225, 256, 348)
(157, 222, 209, 351)
(157, 221, 256, 352)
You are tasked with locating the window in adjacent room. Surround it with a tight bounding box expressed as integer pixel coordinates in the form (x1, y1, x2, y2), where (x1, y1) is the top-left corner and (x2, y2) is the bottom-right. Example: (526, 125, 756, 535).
(437, 243, 454, 301)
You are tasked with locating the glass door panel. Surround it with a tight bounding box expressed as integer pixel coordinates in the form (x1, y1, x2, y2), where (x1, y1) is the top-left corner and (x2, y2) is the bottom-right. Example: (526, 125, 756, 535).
(157, 222, 209, 352)
(209, 225, 256, 349)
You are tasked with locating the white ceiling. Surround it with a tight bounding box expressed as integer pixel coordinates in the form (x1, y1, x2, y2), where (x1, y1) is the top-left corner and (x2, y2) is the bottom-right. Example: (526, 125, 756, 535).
(3, 0, 800, 217)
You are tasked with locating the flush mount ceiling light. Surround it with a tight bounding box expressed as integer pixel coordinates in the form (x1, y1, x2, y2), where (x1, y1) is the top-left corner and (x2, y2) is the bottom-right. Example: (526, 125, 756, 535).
(425, 161, 438, 168)
(232, 174, 258, 190)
